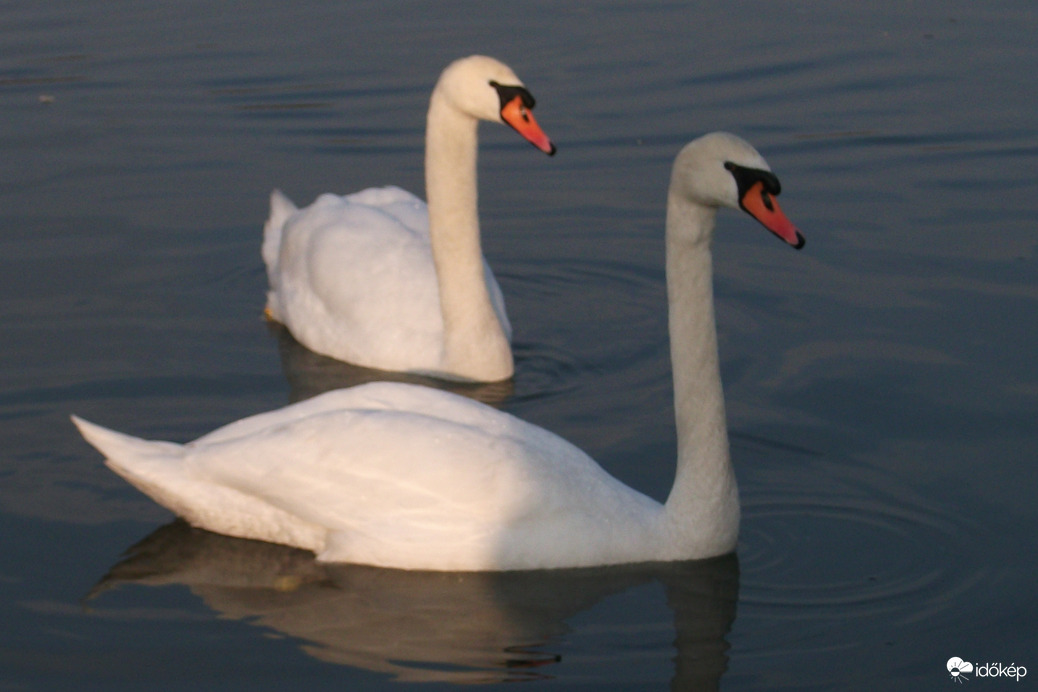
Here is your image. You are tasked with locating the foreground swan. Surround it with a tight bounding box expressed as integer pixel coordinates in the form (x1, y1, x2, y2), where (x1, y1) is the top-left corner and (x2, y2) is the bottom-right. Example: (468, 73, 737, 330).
(262, 56, 555, 382)
(74, 133, 804, 571)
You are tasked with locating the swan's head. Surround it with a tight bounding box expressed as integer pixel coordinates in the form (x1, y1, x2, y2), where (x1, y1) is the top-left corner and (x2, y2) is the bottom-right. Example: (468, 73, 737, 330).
(670, 132, 804, 249)
(433, 55, 556, 155)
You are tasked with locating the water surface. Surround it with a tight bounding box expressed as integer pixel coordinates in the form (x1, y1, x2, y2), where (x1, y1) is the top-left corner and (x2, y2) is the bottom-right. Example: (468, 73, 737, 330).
(1, 1, 1035, 689)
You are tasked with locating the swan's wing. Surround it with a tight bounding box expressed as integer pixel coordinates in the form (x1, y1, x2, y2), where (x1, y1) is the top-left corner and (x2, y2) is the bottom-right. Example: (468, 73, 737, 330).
(302, 188, 509, 343)
(185, 383, 654, 569)
(270, 189, 446, 366)
(78, 383, 663, 569)
(305, 198, 436, 322)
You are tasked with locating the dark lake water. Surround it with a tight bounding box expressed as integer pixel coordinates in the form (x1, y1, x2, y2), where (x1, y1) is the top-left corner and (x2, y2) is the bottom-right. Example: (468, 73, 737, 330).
(2, 1, 1035, 689)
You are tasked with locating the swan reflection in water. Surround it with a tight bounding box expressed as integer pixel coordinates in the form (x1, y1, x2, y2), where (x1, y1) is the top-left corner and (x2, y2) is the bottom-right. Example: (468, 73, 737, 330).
(267, 321, 515, 406)
(88, 521, 739, 685)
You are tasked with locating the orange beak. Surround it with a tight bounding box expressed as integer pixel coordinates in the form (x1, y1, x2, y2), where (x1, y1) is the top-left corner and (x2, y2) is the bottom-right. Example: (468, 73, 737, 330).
(740, 181, 805, 249)
(500, 95, 556, 156)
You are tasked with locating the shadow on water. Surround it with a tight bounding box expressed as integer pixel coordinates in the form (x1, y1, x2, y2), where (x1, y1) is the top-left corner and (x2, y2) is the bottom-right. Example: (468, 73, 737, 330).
(263, 255, 661, 411)
(265, 321, 516, 406)
(87, 521, 739, 686)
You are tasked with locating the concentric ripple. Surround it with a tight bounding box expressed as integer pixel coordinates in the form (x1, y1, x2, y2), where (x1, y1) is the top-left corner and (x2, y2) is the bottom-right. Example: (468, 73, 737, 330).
(736, 450, 992, 624)
(504, 258, 666, 406)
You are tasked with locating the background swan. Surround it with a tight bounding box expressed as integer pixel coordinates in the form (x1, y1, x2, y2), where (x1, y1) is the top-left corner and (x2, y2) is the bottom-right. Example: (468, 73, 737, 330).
(263, 55, 556, 382)
(74, 132, 804, 571)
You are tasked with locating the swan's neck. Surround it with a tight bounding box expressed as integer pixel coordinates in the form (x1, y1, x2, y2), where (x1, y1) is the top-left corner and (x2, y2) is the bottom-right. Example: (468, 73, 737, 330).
(424, 93, 513, 381)
(662, 195, 739, 555)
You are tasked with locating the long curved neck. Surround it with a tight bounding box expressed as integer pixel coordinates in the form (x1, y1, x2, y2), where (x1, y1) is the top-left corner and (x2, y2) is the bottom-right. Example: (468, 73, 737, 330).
(425, 91, 513, 381)
(662, 193, 739, 555)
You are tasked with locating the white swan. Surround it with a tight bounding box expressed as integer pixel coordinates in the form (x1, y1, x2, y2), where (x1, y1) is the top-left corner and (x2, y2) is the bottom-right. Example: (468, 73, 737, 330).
(262, 56, 555, 382)
(74, 132, 804, 571)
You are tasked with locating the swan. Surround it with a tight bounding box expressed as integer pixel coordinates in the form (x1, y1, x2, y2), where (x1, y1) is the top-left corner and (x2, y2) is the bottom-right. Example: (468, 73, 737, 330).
(262, 55, 555, 382)
(73, 132, 804, 571)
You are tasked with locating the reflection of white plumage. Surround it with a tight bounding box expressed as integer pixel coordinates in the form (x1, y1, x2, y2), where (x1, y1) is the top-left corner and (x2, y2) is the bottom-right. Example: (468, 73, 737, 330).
(74, 133, 803, 571)
(262, 56, 555, 382)
(90, 521, 738, 685)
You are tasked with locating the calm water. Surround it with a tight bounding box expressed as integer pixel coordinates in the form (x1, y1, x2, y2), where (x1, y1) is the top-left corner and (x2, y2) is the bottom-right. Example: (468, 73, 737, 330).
(2, 1, 1036, 689)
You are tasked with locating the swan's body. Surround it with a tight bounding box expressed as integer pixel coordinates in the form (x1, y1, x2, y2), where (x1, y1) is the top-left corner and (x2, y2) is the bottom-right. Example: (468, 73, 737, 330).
(75, 133, 804, 571)
(263, 56, 555, 382)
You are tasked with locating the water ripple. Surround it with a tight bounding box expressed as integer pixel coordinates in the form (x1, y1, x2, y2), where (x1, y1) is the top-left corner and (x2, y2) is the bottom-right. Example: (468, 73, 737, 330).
(511, 340, 586, 404)
(737, 459, 990, 625)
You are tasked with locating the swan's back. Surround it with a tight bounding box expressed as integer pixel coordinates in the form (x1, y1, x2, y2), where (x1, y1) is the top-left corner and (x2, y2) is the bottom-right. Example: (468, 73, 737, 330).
(75, 383, 661, 571)
(262, 188, 510, 375)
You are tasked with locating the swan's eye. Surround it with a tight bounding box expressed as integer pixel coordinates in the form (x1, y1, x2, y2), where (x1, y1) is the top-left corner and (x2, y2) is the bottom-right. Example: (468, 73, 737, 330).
(725, 161, 783, 200)
(490, 81, 538, 112)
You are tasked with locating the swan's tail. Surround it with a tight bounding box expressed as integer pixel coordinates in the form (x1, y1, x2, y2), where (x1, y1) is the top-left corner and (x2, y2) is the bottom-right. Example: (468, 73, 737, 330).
(72, 415, 190, 508)
(72, 415, 183, 461)
(262, 190, 297, 271)
(261, 190, 298, 319)
(72, 415, 324, 552)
